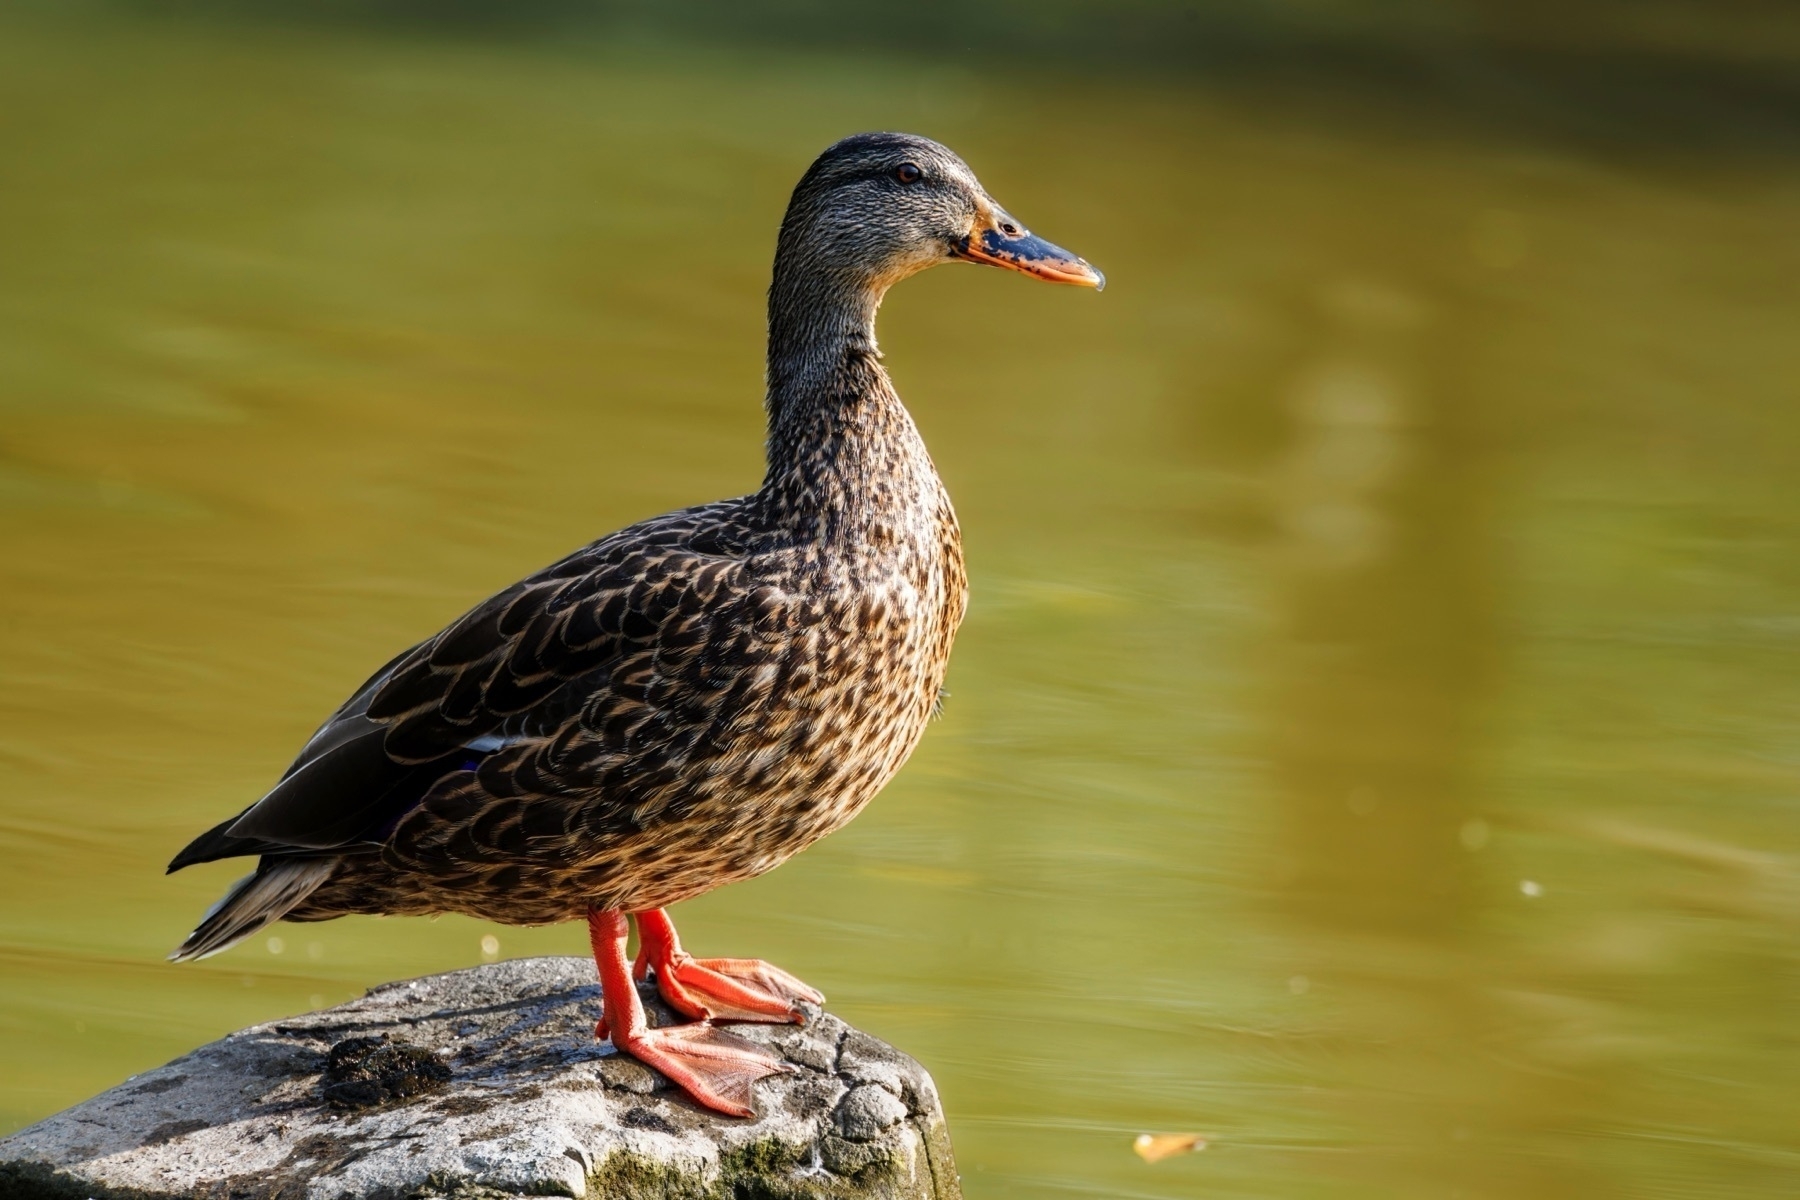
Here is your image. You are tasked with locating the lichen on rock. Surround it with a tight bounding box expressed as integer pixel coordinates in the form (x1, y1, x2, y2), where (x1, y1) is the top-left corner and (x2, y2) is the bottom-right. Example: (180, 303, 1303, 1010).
(0, 956, 960, 1200)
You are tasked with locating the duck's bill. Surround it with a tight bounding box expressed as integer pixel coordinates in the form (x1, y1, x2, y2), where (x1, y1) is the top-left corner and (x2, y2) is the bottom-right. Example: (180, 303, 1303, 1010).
(953, 228, 1105, 290)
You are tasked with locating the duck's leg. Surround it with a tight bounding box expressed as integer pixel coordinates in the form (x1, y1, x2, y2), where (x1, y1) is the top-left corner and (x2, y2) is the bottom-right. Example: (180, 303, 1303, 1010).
(587, 906, 793, 1118)
(630, 907, 825, 1024)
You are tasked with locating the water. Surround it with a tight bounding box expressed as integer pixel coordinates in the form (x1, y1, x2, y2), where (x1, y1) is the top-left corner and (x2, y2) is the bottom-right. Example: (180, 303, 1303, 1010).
(2, 10, 1797, 1198)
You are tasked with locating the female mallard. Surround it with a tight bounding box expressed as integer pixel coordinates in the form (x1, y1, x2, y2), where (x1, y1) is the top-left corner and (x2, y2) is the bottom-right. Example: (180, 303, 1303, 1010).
(169, 132, 1102, 1116)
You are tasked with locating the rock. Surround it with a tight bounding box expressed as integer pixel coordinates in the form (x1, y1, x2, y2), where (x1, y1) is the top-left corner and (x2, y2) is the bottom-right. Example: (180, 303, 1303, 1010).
(835, 1085, 909, 1141)
(0, 956, 961, 1200)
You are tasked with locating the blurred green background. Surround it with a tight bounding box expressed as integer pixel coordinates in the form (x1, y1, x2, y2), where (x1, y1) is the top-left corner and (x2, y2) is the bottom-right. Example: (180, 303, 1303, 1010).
(2, 3, 1798, 1197)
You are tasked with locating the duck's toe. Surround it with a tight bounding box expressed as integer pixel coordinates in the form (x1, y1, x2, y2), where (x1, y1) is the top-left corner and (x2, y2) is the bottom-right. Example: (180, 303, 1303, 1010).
(614, 1022, 795, 1118)
(664, 955, 825, 1023)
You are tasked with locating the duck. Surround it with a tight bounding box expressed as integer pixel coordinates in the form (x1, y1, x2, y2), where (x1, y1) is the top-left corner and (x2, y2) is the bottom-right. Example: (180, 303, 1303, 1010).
(168, 131, 1102, 1117)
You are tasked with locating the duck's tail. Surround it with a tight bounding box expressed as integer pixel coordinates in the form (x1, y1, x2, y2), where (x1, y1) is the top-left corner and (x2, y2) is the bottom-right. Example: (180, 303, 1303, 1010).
(168, 856, 338, 963)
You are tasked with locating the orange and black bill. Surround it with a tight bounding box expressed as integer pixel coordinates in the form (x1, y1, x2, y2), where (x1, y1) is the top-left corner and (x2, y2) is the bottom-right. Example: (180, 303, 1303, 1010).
(953, 227, 1105, 290)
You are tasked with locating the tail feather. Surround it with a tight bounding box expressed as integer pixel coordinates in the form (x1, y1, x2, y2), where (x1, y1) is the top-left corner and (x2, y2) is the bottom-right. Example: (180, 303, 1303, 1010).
(169, 857, 338, 963)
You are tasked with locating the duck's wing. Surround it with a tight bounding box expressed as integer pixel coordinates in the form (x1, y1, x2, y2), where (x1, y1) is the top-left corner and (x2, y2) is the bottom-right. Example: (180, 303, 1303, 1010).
(166, 643, 426, 870)
(168, 508, 759, 871)
(381, 534, 794, 876)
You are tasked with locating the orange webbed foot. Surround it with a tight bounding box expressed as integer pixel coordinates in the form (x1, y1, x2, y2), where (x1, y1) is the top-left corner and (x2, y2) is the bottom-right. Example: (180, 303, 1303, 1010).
(633, 908, 824, 1024)
(611, 1021, 795, 1118)
(589, 906, 803, 1117)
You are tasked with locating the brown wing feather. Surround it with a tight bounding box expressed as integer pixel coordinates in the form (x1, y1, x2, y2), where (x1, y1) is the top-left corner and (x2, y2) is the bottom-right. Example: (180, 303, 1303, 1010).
(366, 547, 717, 763)
(379, 549, 791, 881)
(173, 503, 751, 867)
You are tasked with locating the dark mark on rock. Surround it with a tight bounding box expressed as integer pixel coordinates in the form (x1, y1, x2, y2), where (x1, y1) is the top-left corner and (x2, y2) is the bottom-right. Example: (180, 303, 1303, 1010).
(461, 1123, 518, 1144)
(320, 1035, 450, 1109)
(139, 1119, 208, 1148)
(431, 1094, 495, 1118)
(623, 1106, 678, 1134)
(128, 1076, 186, 1097)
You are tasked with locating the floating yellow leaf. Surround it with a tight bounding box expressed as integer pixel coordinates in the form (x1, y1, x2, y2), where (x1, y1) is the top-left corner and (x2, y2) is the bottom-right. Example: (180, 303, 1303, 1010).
(1133, 1132, 1206, 1162)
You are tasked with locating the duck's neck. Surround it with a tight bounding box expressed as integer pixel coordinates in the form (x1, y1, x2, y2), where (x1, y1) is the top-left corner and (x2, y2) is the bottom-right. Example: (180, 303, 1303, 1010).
(759, 267, 938, 542)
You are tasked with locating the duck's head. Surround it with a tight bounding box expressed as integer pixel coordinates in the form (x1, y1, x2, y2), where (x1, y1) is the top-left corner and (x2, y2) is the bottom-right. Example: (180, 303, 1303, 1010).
(776, 131, 1103, 295)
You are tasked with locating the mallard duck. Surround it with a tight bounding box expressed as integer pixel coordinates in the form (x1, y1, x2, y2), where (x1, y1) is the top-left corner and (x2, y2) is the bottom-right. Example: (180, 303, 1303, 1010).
(169, 131, 1102, 1116)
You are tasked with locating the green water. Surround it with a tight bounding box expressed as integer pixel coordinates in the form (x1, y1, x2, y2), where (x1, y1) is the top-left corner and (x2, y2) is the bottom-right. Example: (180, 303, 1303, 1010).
(2, 11, 1798, 1198)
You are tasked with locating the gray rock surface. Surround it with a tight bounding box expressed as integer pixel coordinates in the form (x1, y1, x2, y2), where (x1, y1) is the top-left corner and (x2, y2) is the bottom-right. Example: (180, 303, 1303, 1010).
(0, 956, 961, 1199)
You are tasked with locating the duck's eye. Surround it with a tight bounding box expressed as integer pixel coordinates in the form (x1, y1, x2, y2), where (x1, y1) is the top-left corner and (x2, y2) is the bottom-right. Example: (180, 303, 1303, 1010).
(894, 163, 923, 185)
